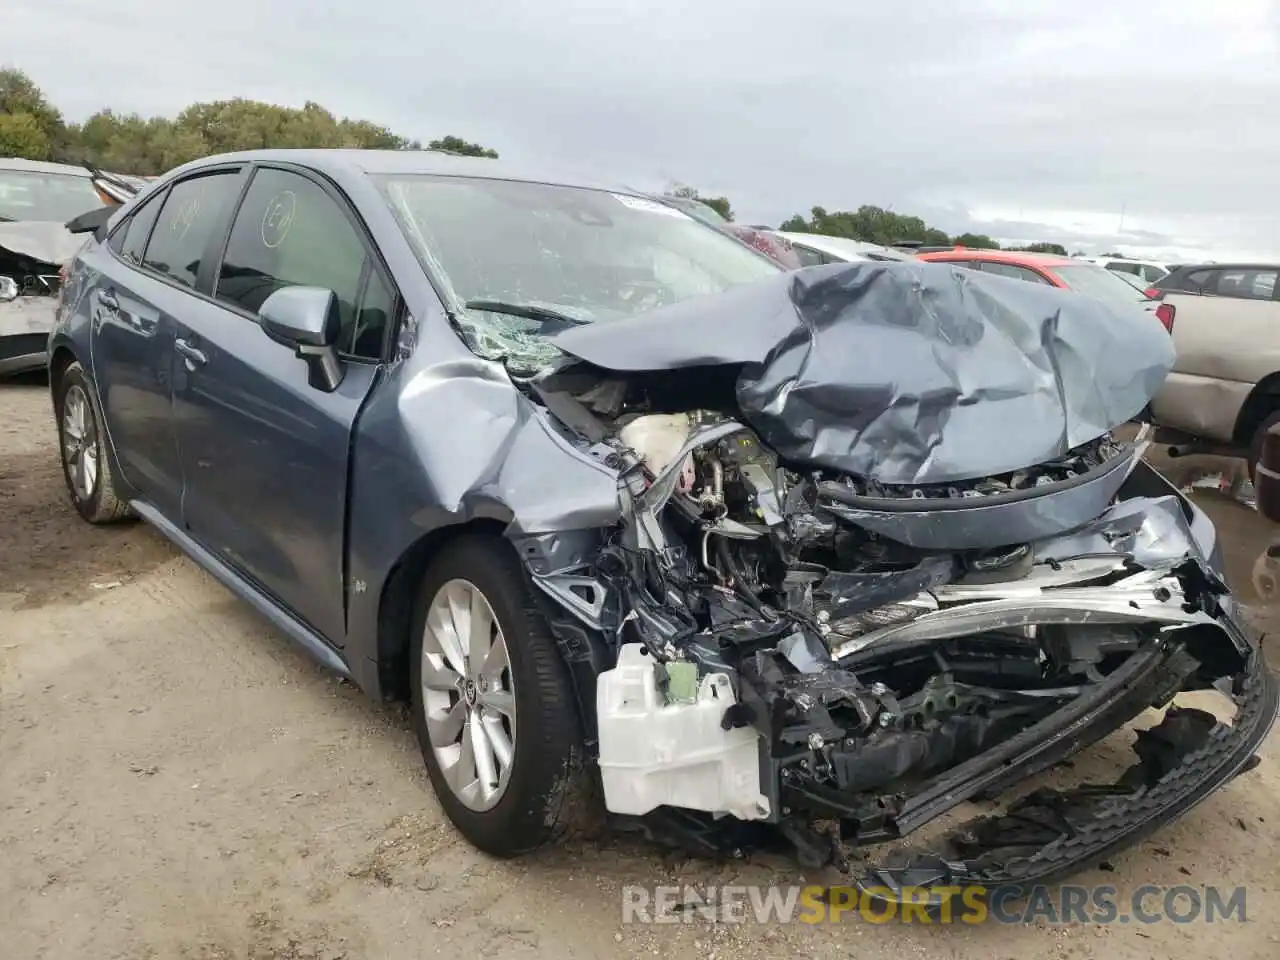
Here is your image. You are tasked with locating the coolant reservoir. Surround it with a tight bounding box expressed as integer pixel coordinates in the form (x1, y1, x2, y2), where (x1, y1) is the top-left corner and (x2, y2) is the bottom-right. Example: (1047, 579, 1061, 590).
(618, 414, 691, 475)
(596, 644, 770, 821)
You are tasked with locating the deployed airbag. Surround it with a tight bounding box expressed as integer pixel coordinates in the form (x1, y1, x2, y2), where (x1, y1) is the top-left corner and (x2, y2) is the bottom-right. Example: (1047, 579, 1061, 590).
(551, 261, 1175, 484)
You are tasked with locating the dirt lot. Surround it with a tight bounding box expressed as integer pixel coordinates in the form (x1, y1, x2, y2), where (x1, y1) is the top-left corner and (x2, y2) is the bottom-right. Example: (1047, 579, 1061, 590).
(3, 376, 1279, 960)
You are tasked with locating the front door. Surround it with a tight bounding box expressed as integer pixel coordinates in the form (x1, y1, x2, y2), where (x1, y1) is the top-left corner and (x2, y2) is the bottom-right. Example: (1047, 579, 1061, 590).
(171, 164, 397, 646)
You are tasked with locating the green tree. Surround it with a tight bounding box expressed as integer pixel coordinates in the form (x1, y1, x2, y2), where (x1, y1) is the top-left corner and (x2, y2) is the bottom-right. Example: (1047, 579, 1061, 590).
(781, 205, 951, 246)
(0, 67, 66, 153)
(428, 135, 498, 158)
(0, 111, 53, 160)
(1017, 242, 1069, 256)
(953, 232, 1001, 249)
(0, 72, 442, 175)
(669, 184, 734, 221)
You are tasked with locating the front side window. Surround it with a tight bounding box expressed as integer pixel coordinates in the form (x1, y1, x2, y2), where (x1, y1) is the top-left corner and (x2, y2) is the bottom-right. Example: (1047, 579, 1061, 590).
(0, 168, 104, 222)
(1180, 269, 1215, 292)
(215, 167, 381, 355)
(377, 175, 779, 369)
(142, 172, 242, 289)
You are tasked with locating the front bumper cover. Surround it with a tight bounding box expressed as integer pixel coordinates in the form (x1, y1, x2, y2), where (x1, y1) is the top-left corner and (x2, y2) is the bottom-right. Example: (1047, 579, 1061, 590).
(855, 634, 1275, 905)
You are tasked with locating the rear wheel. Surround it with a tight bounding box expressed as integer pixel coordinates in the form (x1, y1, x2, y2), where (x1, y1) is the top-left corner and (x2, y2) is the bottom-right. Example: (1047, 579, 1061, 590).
(1248, 409, 1280, 485)
(54, 362, 133, 524)
(409, 534, 589, 856)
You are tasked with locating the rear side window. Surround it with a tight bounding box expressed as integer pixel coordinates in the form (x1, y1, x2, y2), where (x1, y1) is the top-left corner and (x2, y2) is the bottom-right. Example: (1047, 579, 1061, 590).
(1105, 262, 1142, 276)
(792, 243, 824, 267)
(932, 258, 983, 272)
(1214, 269, 1279, 300)
(142, 172, 242, 289)
(1167, 268, 1215, 292)
(216, 167, 387, 358)
(980, 261, 1051, 284)
(111, 191, 165, 266)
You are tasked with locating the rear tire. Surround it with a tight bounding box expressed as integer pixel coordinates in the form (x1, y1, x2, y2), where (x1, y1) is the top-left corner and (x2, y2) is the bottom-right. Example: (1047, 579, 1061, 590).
(409, 534, 590, 857)
(1248, 409, 1280, 485)
(54, 361, 133, 524)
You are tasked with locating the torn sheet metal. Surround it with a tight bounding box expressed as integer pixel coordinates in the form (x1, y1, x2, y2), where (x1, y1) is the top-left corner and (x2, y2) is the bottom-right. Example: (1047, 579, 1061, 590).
(392, 356, 622, 534)
(552, 261, 1175, 485)
(817, 443, 1142, 550)
(0, 221, 85, 267)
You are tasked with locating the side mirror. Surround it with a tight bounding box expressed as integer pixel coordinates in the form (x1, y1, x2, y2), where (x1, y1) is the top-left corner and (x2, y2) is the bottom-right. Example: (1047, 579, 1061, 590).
(258, 286, 345, 391)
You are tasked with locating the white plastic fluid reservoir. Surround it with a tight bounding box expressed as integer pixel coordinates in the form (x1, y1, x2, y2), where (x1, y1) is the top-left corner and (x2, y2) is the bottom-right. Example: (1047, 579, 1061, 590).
(596, 644, 771, 821)
(618, 414, 690, 475)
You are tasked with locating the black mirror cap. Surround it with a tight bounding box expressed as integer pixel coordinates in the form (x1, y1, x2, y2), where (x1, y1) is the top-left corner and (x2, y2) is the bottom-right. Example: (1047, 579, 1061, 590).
(258, 286, 341, 349)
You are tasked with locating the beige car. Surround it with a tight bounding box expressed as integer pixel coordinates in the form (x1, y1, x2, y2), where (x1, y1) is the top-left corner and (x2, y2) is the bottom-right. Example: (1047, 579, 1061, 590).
(1149, 292, 1280, 478)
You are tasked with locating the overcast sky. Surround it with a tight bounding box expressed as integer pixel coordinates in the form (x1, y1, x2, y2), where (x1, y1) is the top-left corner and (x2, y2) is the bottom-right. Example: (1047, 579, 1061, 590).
(9, 0, 1280, 260)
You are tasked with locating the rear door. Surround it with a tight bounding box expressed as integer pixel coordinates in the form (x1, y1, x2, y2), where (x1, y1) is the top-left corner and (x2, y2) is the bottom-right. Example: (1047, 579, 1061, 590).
(171, 163, 397, 645)
(83, 168, 246, 518)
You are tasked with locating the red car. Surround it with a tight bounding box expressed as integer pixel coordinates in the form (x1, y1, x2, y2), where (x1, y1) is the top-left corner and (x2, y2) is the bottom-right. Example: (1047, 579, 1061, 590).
(917, 249, 1176, 331)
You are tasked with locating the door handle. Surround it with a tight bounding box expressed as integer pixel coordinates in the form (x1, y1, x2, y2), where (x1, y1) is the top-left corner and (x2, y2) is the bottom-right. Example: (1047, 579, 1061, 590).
(174, 338, 208, 367)
(97, 289, 119, 313)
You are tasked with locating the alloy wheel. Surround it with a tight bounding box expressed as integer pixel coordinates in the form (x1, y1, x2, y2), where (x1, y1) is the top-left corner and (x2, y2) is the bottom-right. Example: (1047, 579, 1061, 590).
(420, 578, 517, 812)
(62, 384, 99, 503)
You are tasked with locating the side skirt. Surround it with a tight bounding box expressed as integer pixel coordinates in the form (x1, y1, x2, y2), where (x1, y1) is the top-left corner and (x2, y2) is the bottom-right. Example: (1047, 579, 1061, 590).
(130, 500, 352, 679)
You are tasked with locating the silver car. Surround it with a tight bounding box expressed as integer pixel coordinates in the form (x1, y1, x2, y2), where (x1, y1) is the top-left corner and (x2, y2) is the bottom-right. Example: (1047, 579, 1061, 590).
(0, 158, 140, 376)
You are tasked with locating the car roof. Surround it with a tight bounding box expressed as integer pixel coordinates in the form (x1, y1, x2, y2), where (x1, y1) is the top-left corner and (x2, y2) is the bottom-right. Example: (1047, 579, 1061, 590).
(168, 148, 635, 195)
(776, 231, 909, 261)
(917, 249, 1075, 269)
(1168, 262, 1280, 272)
(0, 157, 92, 178)
(1082, 255, 1169, 268)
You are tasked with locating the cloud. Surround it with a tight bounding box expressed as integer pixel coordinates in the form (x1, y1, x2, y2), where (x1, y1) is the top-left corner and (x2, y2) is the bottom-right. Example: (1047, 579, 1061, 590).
(8, 0, 1280, 258)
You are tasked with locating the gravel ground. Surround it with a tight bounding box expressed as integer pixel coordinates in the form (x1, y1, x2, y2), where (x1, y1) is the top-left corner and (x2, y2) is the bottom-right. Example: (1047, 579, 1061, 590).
(2, 376, 1278, 960)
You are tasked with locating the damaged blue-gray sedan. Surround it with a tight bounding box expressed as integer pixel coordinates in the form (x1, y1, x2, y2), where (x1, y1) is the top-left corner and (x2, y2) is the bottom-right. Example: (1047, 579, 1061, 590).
(49, 149, 1276, 902)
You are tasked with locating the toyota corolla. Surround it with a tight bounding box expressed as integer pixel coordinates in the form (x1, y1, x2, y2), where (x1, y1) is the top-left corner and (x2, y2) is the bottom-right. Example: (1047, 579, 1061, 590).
(50, 149, 1276, 903)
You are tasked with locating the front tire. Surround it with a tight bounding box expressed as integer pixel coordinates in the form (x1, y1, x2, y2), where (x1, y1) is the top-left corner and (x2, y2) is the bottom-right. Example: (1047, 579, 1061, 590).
(54, 361, 133, 524)
(409, 534, 589, 857)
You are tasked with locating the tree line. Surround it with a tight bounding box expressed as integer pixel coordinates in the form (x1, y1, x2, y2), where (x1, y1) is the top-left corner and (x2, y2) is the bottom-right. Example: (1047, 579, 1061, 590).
(0, 67, 497, 175)
(1, 66, 1068, 253)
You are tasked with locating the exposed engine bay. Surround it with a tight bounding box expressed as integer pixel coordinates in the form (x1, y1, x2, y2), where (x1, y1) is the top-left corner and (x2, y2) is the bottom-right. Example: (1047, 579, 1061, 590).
(516, 354, 1276, 898)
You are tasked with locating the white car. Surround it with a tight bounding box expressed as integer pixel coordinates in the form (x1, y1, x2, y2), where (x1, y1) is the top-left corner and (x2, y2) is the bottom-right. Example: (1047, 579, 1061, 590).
(0, 158, 143, 376)
(1079, 256, 1172, 284)
(776, 231, 911, 266)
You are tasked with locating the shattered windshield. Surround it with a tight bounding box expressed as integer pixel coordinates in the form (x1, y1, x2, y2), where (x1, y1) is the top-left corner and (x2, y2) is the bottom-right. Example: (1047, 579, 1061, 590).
(0, 169, 103, 222)
(376, 174, 780, 371)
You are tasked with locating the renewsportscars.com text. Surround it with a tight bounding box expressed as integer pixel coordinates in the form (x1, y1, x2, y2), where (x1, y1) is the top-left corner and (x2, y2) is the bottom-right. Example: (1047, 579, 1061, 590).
(621, 884, 1248, 926)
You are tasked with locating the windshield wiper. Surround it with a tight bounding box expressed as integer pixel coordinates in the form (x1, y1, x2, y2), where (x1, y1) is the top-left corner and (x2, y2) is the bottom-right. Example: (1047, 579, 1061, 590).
(464, 299, 592, 329)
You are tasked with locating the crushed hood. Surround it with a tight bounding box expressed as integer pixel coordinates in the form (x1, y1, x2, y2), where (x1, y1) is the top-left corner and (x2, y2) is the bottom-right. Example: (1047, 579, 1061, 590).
(551, 261, 1175, 485)
(0, 221, 85, 268)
